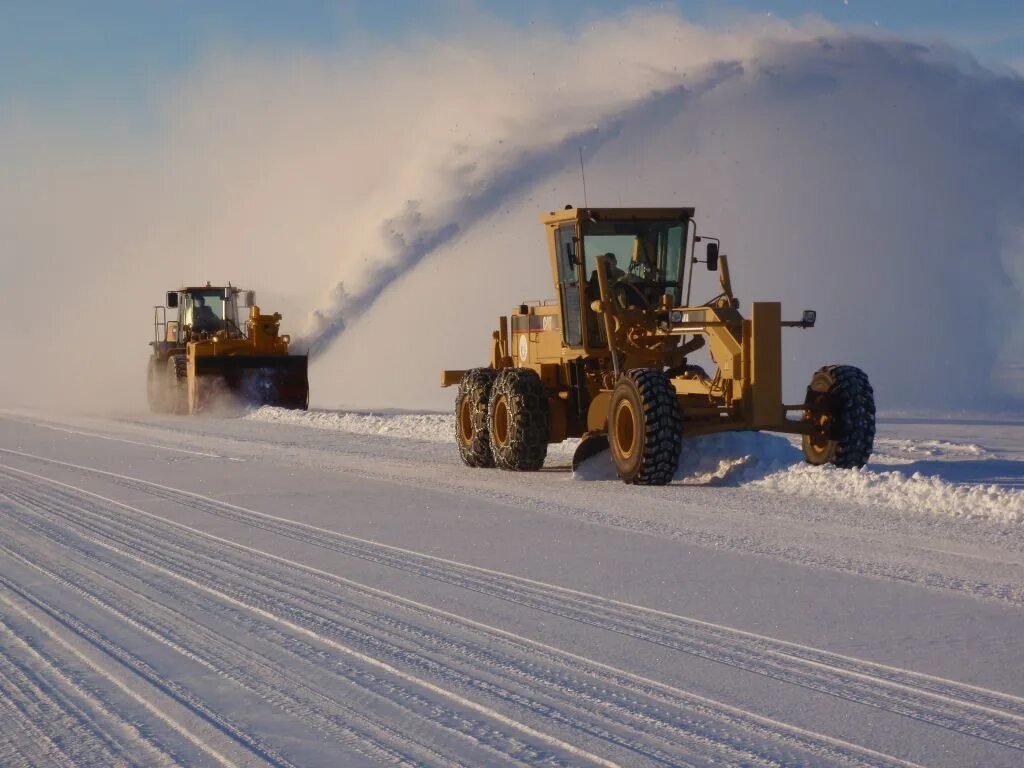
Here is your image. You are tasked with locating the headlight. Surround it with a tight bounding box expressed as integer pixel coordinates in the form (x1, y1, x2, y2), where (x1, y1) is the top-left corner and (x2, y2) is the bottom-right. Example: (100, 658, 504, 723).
(802, 309, 817, 326)
(670, 310, 683, 324)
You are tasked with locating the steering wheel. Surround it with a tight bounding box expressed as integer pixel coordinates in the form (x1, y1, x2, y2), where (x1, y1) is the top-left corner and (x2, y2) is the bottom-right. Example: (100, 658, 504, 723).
(611, 276, 654, 310)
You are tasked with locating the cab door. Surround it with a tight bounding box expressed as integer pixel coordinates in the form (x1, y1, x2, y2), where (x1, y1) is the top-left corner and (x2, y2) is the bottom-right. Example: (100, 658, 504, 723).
(554, 224, 583, 348)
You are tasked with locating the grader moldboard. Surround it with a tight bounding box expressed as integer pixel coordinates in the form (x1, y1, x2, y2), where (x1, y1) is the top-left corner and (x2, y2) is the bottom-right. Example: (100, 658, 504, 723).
(148, 284, 309, 415)
(442, 207, 875, 485)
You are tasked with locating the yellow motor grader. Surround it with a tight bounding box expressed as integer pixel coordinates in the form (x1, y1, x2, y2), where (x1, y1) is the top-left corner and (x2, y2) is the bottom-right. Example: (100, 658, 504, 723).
(442, 207, 874, 484)
(148, 284, 308, 415)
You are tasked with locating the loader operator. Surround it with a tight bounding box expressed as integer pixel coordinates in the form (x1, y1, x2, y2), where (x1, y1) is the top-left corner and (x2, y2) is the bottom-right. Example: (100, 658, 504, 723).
(192, 295, 223, 334)
(588, 252, 656, 312)
(586, 253, 626, 302)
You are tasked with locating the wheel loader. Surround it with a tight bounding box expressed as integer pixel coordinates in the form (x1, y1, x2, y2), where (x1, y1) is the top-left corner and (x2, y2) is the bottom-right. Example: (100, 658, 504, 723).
(441, 207, 875, 484)
(147, 283, 309, 415)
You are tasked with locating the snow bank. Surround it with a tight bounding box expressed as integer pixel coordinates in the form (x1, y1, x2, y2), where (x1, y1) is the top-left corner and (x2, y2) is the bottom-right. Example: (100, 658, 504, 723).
(249, 406, 1023, 525)
(574, 431, 1024, 525)
(573, 432, 800, 485)
(247, 406, 453, 443)
(873, 438, 992, 462)
(756, 464, 1024, 526)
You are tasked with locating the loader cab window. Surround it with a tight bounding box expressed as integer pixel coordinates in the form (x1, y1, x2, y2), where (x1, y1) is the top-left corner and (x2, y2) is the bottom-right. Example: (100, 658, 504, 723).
(583, 220, 687, 310)
(182, 291, 226, 335)
(554, 224, 583, 347)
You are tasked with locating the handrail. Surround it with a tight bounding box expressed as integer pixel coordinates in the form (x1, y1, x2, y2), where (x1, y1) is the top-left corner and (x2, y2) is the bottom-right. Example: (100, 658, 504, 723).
(152, 305, 166, 346)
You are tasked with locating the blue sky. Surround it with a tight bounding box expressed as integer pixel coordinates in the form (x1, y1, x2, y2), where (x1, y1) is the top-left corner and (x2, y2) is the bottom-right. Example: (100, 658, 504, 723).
(2, 1, 1022, 113)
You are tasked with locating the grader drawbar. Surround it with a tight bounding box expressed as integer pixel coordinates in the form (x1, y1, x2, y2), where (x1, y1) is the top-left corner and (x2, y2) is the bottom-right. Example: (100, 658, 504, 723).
(148, 284, 309, 415)
(442, 207, 875, 485)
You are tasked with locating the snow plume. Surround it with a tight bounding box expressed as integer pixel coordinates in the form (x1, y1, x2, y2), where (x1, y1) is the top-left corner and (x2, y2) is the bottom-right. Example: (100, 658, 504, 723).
(1, 9, 1023, 412)
(295, 55, 744, 357)
(314, 27, 1024, 411)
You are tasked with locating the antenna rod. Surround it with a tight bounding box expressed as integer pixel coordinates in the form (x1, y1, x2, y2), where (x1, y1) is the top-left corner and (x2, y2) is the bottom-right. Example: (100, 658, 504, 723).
(578, 147, 588, 208)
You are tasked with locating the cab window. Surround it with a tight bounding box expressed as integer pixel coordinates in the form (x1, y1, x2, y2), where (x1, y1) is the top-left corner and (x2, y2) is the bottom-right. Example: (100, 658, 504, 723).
(554, 224, 583, 347)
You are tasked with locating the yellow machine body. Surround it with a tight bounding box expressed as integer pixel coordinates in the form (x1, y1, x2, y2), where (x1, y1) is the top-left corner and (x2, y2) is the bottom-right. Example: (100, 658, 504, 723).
(441, 207, 858, 478)
(148, 284, 308, 415)
(443, 208, 813, 440)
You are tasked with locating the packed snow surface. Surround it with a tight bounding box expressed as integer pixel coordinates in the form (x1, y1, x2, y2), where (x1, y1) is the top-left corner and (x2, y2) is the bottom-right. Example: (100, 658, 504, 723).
(249, 406, 1024, 525)
(2, 407, 1023, 767)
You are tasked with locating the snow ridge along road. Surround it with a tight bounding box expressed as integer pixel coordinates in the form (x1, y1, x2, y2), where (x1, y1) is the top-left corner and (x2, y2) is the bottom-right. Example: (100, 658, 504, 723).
(1, 409, 1022, 766)
(248, 406, 1024, 524)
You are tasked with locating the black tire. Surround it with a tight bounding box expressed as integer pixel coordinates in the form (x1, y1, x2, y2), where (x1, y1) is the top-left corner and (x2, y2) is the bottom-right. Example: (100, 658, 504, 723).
(802, 365, 875, 468)
(487, 368, 549, 471)
(455, 368, 497, 467)
(166, 355, 188, 415)
(147, 358, 168, 413)
(609, 368, 682, 485)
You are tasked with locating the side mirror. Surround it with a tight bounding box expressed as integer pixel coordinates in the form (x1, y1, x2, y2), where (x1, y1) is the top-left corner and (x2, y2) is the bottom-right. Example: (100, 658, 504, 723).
(166, 291, 178, 308)
(706, 242, 719, 272)
(243, 290, 256, 308)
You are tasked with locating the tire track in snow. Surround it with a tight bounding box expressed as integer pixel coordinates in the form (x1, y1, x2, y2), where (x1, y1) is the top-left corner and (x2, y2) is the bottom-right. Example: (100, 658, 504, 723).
(0, 638, 81, 768)
(1, 517, 698, 768)
(0, 575, 294, 768)
(0, 463, 922, 767)
(0, 513, 517, 768)
(1, 492, 843, 768)
(0, 607, 179, 768)
(0, 478, 614, 768)
(3, 450, 1021, 755)
(0, 583, 246, 768)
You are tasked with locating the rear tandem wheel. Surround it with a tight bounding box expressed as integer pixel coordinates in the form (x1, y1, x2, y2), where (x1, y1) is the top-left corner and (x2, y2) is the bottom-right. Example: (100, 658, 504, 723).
(455, 368, 497, 467)
(487, 368, 549, 471)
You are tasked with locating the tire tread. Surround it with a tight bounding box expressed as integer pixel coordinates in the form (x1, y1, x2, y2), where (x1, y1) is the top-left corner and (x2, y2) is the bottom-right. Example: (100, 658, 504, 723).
(455, 368, 497, 467)
(620, 368, 682, 485)
(488, 368, 549, 471)
(813, 364, 875, 468)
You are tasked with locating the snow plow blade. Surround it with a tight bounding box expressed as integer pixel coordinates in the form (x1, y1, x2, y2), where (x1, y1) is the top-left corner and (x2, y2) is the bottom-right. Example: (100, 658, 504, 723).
(571, 433, 609, 472)
(194, 355, 309, 410)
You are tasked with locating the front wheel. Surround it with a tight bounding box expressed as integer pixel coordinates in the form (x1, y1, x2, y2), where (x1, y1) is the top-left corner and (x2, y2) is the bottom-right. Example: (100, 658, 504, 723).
(166, 355, 188, 415)
(147, 358, 168, 413)
(802, 365, 875, 468)
(608, 369, 682, 485)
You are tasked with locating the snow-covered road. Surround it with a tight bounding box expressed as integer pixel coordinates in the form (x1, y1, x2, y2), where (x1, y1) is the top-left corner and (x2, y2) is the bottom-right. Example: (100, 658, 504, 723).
(1, 408, 1022, 766)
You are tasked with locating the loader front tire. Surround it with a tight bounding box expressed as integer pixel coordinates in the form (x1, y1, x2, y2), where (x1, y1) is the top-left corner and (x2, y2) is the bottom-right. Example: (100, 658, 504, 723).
(488, 368, 549, 471)
(147, 358, 168, 413)
(609, 369, 682, 485)
(166, 355, 188, 415)
(802, 365, 875, 468)
(455, 368, 497, 467)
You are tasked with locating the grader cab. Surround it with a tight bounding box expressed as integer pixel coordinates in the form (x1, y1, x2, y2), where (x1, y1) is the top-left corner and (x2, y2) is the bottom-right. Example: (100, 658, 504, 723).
(148, 284, 308, 415)
(442, 207, 874, 484)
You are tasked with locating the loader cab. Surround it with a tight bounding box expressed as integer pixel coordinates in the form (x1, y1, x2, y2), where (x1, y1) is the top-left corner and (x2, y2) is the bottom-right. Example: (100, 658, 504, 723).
(167, 286, 246, 343)
(545, 208, 694, 352)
